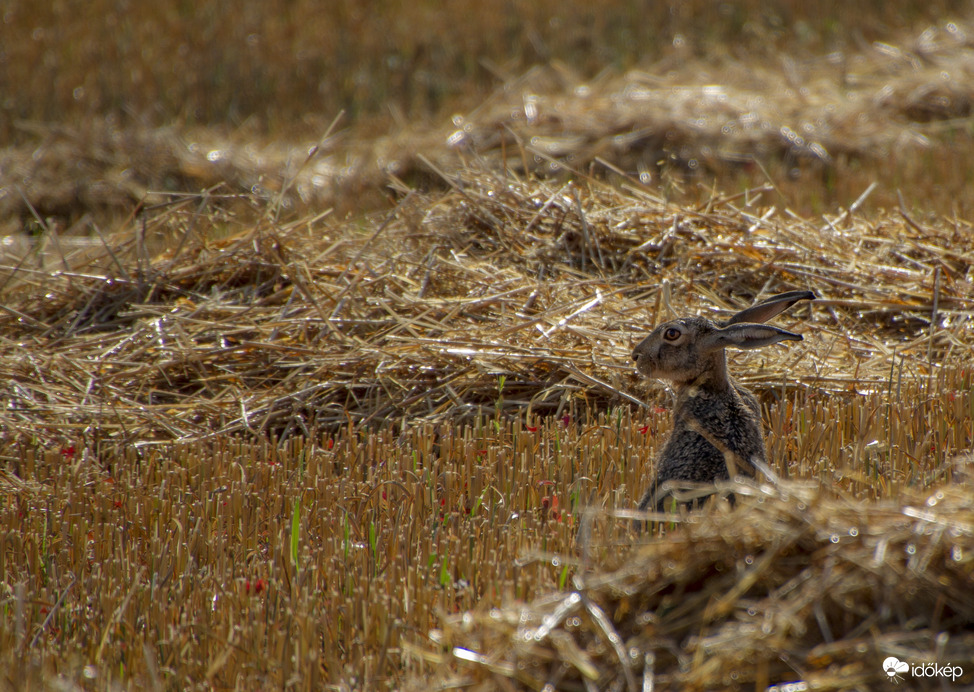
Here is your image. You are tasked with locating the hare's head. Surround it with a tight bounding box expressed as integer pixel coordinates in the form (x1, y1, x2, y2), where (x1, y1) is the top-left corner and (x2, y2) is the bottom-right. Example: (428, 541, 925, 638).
(631, 291, 815, 387)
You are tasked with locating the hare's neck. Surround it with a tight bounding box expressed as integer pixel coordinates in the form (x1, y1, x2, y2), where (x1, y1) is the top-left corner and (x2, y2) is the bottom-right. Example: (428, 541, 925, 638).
(674, 353, 731, 394)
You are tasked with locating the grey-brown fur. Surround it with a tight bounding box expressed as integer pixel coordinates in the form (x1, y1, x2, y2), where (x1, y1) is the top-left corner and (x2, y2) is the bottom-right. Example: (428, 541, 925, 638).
(633, 291, 815, 513)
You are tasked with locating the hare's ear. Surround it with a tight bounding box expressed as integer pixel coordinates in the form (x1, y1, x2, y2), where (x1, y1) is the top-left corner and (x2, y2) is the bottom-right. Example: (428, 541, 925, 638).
(703, 323, 803, 351)
(724, 290, 815, 326)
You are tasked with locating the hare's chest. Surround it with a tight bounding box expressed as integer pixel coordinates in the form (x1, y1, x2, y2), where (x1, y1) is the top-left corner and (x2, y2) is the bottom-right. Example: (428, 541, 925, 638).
(668, 391, 764, 463)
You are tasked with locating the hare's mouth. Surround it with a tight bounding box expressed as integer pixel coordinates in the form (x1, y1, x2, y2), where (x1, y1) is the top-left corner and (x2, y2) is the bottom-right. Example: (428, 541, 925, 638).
(635, 361, 666, 380)
(643, 364, 704, 387)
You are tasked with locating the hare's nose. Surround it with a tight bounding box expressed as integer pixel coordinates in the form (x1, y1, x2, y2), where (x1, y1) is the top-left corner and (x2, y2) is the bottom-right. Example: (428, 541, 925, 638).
(632, 351, 640, 362)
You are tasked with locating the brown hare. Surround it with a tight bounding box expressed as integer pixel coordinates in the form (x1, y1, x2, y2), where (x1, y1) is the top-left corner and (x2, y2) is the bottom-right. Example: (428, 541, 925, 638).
(633, 290, 815, 513)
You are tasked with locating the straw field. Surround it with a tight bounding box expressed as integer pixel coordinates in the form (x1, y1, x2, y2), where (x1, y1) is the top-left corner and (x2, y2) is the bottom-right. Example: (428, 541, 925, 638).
(2, 2, 974, 691)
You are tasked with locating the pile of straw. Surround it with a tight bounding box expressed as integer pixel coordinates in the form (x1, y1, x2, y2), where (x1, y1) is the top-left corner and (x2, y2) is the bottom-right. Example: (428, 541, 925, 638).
(450, 22, 974, 178)
(1, 160, 971, 448)
(416, 482, 974, 690)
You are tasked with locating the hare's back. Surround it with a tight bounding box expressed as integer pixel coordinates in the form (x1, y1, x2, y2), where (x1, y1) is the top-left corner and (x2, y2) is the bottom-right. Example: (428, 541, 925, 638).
(732, 381, 761, 418)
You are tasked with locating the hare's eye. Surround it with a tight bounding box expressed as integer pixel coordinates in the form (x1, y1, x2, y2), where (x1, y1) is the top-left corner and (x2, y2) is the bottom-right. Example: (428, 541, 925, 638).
(663, 327, 681, 341)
